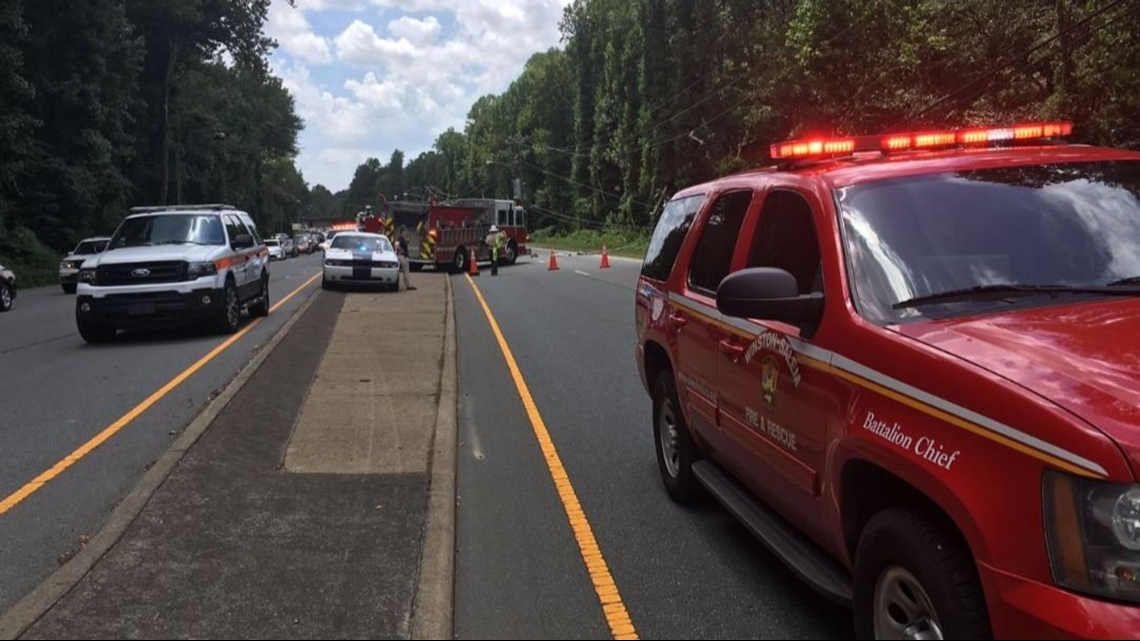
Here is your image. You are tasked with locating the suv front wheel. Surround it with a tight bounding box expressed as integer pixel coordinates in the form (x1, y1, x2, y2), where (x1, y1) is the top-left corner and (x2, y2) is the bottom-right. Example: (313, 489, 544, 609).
(215, 280, 242, 334)
(77, 315, 115, 344)
(854, 508, 991, 640)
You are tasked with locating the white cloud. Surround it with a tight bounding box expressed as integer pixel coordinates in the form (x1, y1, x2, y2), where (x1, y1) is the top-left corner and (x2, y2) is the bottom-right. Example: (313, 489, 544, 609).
(387, 15, 442, 44)
(334, 20, 420, 67)
(266, 2, 332, 65)
(270, 0, 573, 190)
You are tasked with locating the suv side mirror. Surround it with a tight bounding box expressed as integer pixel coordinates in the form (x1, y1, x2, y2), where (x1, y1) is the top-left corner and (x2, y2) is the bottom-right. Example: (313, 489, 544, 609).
(232, 234, 254, 250)
(717, 268, 824, 328)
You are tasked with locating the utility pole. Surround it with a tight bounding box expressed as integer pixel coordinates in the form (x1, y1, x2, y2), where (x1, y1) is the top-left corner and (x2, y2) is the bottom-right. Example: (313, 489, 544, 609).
(509, 136, 524, 203)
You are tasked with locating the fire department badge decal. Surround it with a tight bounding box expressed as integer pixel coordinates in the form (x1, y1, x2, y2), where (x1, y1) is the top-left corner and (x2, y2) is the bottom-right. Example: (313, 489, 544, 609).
(761, 356, 779, 410)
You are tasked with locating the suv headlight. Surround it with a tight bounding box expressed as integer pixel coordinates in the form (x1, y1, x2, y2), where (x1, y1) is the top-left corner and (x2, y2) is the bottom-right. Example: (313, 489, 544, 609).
(1044, 471, 1140, 603)
(78, 268, 97, 284)
(187, 262, 218, 279)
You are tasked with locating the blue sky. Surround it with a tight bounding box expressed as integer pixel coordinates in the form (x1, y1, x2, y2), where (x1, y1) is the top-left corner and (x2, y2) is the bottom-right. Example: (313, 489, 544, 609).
(266, 0, 573, 191)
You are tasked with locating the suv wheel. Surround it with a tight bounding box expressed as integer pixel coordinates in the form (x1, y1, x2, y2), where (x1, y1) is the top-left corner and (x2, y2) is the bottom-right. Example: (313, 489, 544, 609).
(854, 508, 991, 640)
(653, 374, 702, 503)
(77, 316, 115, 344)
(215, 280, 242, 334)
(249, 273, 270, 318)
(0, 282, 12, 312)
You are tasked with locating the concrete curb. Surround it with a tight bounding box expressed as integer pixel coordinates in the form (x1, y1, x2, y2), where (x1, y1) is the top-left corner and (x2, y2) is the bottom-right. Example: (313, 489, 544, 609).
(0, 286, 322, 641)
(411, 274, 458, 640)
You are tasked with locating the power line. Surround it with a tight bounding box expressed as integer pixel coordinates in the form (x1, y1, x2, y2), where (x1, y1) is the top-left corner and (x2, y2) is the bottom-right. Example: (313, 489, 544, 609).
(527, 202, 654, 232)
(518, 159, 656, 209)
(893, 0, 1132, 128)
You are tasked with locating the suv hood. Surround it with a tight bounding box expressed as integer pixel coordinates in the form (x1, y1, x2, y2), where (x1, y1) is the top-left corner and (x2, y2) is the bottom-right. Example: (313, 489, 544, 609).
(896, 299, 1140, 480)
(91, 245, 222, 266)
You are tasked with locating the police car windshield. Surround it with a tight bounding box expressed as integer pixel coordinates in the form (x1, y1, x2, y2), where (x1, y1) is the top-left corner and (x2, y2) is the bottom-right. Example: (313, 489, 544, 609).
(331, 235, 392, 253)
(111, 215, 226, 249)
(838, 161, 1140, 324)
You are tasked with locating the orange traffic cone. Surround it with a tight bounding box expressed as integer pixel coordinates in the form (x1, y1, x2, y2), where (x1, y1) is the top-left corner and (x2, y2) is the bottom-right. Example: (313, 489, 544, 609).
(469, 247, 480, 277)
(548, 247, 560, 271)
(600, 244, 611, 269)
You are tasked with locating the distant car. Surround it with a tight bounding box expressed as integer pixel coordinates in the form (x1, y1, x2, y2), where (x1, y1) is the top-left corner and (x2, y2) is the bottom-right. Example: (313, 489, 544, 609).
(295, 237, 313, 255)
(0, 263, 15, 312)
(282, 238, 298, 258)
(59, 236, 111, 294)
(265, 238, 284, 261)
(322, 232, 400, 291)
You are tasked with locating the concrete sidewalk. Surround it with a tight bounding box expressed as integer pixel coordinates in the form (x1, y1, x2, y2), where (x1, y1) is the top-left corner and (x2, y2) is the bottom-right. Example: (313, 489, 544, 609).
(17, 274, 455, 640)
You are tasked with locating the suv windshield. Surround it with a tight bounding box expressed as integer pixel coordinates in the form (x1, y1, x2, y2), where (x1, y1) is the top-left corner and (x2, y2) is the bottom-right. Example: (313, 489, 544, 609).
(838, 161, 1140, 324)
(331, 235, 392, 252)
(110, 214, 226, 249)
(74, 240, 108, 255)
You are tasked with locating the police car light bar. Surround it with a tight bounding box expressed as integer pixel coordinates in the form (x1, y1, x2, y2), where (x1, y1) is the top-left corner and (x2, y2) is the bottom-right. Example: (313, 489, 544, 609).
(769, 121, 1073, 160)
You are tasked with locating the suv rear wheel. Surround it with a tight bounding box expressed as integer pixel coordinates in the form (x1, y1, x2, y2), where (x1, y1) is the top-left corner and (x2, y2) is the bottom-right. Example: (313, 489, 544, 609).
(248, 273, 270, 318)
(0, 282, 12, 312)
(215, 279, 242, 334)
(854, 508, 991, 640)
(653, 374, 702, 503)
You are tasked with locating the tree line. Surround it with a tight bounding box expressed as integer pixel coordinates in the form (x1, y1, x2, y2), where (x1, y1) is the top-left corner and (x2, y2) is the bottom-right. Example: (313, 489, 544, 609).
(341, 0, 1140, 233)
(0, 0, 311, 283)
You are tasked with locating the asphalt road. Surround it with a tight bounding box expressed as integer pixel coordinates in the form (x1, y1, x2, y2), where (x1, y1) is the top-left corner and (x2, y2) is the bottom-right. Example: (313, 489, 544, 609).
(454, 254, 853, 639)
(0, 253, 322, 613)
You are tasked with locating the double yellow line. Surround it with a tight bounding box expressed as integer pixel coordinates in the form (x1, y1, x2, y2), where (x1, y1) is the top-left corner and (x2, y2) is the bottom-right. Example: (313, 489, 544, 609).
(466, 275, 639, 640)
(0, 272, 321, 516)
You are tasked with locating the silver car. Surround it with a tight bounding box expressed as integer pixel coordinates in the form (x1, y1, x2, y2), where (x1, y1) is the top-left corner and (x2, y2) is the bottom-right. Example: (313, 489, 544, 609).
(59, 237, 110, 294)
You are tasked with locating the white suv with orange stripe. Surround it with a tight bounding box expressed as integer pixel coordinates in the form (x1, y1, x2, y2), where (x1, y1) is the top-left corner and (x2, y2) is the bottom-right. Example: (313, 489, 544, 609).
(75, 205, 270, 343)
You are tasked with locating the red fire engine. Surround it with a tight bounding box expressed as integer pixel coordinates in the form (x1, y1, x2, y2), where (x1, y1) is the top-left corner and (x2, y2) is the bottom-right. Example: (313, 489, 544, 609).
(354, 198, 529, 273)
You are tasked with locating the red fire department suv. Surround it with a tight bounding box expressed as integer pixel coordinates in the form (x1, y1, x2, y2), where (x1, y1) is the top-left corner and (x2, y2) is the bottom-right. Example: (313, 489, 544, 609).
(635, 122, 1140, 639)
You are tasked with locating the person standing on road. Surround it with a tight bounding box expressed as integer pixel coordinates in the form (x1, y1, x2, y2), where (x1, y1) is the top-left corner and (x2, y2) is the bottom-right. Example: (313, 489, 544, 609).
(396, 227, 417, 291)
(486, 225, 504, 276)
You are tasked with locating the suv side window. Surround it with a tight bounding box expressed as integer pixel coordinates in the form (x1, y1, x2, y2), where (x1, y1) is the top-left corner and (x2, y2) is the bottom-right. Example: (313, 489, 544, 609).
(240, 215, 262, 243)
(642, 194, 707, 281)
(687, 190, 753, 293)
(748, 190, 823, 294)
(223, 215, 244, 245)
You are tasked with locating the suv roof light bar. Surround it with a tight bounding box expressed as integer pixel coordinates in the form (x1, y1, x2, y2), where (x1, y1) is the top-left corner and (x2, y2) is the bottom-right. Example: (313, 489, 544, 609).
(770, 121, 1073, 161)
(129, 204, 237, 213)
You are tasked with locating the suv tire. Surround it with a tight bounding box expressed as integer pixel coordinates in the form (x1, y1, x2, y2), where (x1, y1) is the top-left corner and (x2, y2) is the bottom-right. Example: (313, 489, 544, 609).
(215, 279, 242, 334)
(653, 374, 703, 503)
(854, 508, 991, 640)
(248, 273, 270, 318)
(77, 316, 116, 344)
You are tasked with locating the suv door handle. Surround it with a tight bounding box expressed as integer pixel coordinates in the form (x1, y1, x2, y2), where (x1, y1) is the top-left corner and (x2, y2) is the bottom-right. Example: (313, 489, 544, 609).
(669, 312, 688, 329)
(720, 339, 746, 360)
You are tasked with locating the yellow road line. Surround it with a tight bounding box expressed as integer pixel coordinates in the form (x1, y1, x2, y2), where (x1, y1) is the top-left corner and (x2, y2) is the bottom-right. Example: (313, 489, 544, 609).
(0, 272, 321, 516)
(465, 274, 638, 641)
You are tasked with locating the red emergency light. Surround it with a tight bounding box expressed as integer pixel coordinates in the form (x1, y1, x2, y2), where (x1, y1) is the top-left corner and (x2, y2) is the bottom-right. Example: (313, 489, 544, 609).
(769, 121, 1073, 161)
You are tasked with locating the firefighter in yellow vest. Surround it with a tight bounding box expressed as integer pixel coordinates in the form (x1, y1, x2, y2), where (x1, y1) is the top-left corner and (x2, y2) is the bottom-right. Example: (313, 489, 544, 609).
(486, 225, 506, 276)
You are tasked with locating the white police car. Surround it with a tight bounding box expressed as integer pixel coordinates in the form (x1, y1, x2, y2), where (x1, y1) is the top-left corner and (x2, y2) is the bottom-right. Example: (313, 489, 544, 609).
(59, 236, 110, 294)
(75, 205, 270, 343)
(322, 232, 400, 291)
